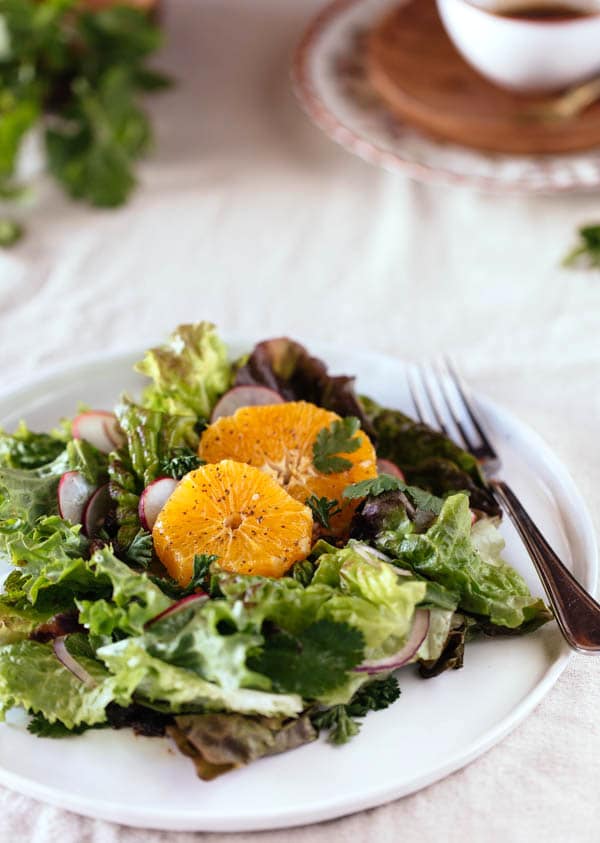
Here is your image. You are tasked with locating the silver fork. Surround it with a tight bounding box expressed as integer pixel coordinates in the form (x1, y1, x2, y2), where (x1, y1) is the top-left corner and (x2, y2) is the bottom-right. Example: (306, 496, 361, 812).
(408, 360, 600, 654)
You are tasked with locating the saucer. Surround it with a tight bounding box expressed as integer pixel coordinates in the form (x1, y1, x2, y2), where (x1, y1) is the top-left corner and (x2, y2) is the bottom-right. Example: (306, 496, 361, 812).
(292, 0, 600, 192)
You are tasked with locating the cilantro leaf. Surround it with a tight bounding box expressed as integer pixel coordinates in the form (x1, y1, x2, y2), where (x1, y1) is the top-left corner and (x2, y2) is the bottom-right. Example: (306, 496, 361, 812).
(343, 474, 402, 500)
(313, 417, 361, 475)
(159, 448, 204, 480)
(249, 620, 364, 698)
(344, 474, 443, 515)
(305, 495, 341, 529)
(0, 0, 169, 231)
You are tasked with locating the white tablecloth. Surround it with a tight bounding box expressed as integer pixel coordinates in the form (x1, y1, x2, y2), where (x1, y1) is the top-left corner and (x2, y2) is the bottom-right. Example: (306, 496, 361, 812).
(1, 1, 600, 840)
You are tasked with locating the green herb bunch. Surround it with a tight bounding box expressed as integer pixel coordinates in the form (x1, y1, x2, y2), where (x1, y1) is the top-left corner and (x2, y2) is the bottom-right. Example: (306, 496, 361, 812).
(0, 0, 170, 244)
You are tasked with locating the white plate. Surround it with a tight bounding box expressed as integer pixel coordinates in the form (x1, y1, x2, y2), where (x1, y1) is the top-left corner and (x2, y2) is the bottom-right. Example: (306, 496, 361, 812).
(292, 0, 600, 194)
(0, 343, 596, 832)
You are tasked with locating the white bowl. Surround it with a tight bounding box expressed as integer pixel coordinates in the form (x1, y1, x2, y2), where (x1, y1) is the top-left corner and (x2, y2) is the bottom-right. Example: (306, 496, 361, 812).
(437, 0, 600, 93)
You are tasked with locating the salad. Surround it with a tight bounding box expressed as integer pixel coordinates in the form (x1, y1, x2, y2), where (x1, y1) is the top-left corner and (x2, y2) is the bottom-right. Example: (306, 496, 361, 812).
(0, 323, 551, 781)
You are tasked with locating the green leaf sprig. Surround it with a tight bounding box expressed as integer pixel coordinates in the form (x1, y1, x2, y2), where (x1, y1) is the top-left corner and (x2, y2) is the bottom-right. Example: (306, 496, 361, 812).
(344, 473, 443, 515)
(0, 0, 171, 243)
(563, 224, 600, 269)
(312, 417, 361, 474)
(310, 676, 401, 744)
(304, 494, 341, 529)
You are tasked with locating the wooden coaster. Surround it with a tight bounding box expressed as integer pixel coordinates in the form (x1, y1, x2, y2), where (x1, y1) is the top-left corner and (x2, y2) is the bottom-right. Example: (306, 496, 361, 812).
(365, 0, 600, 154)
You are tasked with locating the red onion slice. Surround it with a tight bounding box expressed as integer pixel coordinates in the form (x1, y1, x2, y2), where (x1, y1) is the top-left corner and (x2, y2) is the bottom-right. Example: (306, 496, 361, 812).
(145, 592, 208, 629)
(354, 609, 430, 674)
(53, 636, 97, 687)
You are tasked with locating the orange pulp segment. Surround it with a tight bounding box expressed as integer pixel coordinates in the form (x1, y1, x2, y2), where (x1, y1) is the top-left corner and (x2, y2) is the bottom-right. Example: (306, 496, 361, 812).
(152, 459, 313, 584)
(198, 401, 377, 534)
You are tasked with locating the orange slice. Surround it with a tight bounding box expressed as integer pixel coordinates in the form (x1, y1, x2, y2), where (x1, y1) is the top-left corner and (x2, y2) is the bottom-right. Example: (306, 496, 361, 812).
(199, 401, 377, 534)
(152, 460, 313, 584)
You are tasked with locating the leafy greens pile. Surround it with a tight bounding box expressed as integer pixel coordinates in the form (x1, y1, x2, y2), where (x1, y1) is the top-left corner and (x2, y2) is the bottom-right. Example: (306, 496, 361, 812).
(0, 0, 169, 245)
(0, 323, 551, 780)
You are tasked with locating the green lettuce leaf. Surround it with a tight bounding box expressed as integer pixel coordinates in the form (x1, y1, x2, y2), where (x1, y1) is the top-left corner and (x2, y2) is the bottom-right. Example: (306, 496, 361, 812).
(308, 542, 427, 659)
(134, 322, 231, 419)
(0, 422, 65, 470)
(0, 601, 51, 644)
(76, 547, 171, 637)
(97, 637, 303, 717)
(376, 493, 549, 629)
(108, 398, 197, 547)
(66, 439, 108, 485)
(0, 638, 141, 729)
(0, 510, 96, 610)
(0, 452, 69, 527)
(143, 598, 269, 692)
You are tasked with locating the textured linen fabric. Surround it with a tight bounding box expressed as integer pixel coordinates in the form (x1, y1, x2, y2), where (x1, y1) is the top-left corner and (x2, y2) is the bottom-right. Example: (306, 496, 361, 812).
(1, 1, 600, 840)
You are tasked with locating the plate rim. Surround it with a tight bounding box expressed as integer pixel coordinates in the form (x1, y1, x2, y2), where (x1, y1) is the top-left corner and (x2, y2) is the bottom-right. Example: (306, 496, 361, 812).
(0, 343, 596, 831)
(291, 0, 600, 195)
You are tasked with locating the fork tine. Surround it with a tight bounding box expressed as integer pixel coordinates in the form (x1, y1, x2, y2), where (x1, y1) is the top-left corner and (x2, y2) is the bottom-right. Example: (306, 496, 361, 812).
(407, 367, 427, 424)
(433, 359, 479, 454)
(443, 357, 499, 462)
(416, 365, 450, 437)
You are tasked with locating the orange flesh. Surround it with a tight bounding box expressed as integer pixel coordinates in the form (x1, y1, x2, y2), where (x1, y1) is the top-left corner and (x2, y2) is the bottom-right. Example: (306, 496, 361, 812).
(199, 401, 377, 534)
(152, 460, 313, 584)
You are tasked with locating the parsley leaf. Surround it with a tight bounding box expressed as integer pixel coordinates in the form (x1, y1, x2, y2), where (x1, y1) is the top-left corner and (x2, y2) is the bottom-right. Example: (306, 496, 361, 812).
(0, 423, 65, 469)
(249, 620, 364, 698)
(159, 448, 204, 480)
(564, 224, 600, 269)
(27, 712, 103, 738)
(305, 495, 342, 529)
(346, 675, 401, 716)
(311, 705, 360, 745)
(310, 676, 401, 745)
(344, 474, 443, 514)
(313, 417, 361, 474)
(123, 529, 153, 569)
(151, 553, 219, 600)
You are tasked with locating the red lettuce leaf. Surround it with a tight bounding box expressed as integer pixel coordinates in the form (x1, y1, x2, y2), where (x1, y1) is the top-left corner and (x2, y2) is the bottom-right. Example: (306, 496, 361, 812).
(234, 338, 375, 438)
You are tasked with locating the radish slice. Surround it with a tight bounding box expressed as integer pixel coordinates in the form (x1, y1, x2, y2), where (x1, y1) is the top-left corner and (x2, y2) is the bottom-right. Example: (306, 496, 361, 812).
(377, 459, 405, 481)
(58, 471, 96, 525)
(82, 483, 111, 537)
(145, 593, 208, 628)
(139, 477, 178, 530)
(211, 386, 284, 421)
(72, 411, 123, 453)
(354, 609, 430, 674)
(53, 636, 97, 687)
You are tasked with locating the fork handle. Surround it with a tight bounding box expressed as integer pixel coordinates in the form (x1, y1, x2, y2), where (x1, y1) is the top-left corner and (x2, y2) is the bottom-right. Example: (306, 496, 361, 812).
(491, 480, 600, 653)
